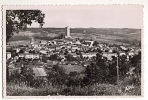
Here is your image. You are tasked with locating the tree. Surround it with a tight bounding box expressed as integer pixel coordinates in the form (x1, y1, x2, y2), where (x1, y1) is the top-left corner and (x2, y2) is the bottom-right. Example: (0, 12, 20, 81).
(130, 51, 141, 76)
(6, 10, 45, 42)
(20, 66, 35, 86)
(49, 54, 59, 61)
(83, 53, 109, 85)
(93, 41, 99, 46)
(66, 54, 76, 61)
(118, 55, 130, 76)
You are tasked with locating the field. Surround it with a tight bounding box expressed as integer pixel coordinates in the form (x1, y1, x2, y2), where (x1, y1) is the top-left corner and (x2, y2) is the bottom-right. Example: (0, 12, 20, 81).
(9, 28, 141, 46)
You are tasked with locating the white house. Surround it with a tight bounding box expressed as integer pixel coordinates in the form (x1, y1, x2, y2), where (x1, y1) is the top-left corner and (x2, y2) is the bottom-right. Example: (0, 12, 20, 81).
(40, 40, 47, 45)
(15, 48, 21, 53)
(6, 52, 11, 59)
(25, 53, 40, 59)
(74, 40, 81, 45)
(49, 46, 56, 51)
(32, 44, 39, 48)
(82, 52, 97, 58)
(70, 53, 78, 58)
(71, 45, 80, 52)
(119, 52, 126, 56)
(120, 46, 128, 51)
(39, 50, 48, 54)
(102, 52, 117, 60)
(84, 40, 94, 47)
(128, 51, 134, 56)
(18, 53, 25, 58)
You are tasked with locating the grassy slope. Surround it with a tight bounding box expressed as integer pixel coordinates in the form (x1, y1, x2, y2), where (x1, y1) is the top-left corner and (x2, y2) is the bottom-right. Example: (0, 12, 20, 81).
(7, 82, 141, 96)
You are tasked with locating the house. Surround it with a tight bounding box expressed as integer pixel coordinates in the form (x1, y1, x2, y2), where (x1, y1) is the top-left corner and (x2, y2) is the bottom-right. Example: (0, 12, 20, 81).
(71, 45, 80, 52)
(56, 39, 65, 45)
(25, 53, 40, 59)
(135, 49, 141, 55)
(82, 52, 97, 58)
(102, 52, 117, 60)
(14, 56, 19, 60)
(65, 41, 72, 45)
(80, 45, 89, 52)
(126, 55, 130, 61)
(48, 41, 53, 45)
(47, 60, 58, 65)
(59, 54, 66, 59)
(18, 53, 25, 58)
(98, 44, 104, 48)
(40, 40, 47, 45)
(49, 46, 56, 51)
(67, 45, 71, 49)
(32, 43, 39, 48)
(120, 46, 128, 51)
(6, 52, 11, 60)
(55, 46, 61, 51)
(39, 50, 48, 54)
(15, 48, 21, 53)
(74, 40, 81, 45)
(128, 51, 134, 57)
(70, 53, 78, 58)
(108, 49, 113, 53)
(84, 40, 94, 47)
(51, 41, 57, 45)
(119, 52, 126, 56)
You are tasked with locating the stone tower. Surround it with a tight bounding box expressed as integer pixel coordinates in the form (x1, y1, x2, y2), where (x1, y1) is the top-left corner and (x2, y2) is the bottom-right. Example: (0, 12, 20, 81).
(65, 26, 71, 38)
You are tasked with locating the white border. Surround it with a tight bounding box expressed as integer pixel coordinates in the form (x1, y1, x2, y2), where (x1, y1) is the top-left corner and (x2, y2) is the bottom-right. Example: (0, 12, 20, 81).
(1, 0, 148, 100)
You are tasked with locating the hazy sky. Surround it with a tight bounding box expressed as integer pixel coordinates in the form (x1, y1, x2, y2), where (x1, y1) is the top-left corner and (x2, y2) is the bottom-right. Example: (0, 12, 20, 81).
(29, 5, 143, 28)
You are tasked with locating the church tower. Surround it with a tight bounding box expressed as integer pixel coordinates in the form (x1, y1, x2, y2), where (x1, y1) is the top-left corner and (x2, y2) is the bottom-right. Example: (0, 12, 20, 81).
(65, 26, 71, 38)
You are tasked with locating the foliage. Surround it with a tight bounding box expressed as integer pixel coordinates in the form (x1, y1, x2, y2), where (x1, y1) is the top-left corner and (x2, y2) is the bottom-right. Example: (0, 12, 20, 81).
(47, 64, 67, 85)
(131, 51, 141, 75)
(42, 54, 48, 63)
(20, 67, 35, 86)
(93, 41, 99, 46)
(49, 54, 61, 61)
(6, 10, 45, 42)
(84, 53, 110, 84)
(7, 82, 141, 96)
(65, 54, 75, 61)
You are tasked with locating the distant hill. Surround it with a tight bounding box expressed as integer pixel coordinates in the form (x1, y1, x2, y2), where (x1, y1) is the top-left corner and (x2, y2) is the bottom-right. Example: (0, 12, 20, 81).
(9, 28, 141, 46)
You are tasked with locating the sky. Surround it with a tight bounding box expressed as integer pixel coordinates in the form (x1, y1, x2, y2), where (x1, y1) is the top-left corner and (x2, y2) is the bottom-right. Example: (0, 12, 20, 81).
(28, 5, 143, 28)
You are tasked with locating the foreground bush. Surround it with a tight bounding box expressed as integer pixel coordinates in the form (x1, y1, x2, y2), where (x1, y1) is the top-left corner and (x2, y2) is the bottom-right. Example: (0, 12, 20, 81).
(7, 83, 60, 96)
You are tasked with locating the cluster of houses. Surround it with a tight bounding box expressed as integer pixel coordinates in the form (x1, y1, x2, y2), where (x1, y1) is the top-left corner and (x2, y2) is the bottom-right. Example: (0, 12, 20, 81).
(6, 27, 141, 80)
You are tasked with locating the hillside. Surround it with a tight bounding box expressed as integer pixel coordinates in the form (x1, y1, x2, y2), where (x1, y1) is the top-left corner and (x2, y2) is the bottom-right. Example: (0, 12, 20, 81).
(9, 28, 141, 45)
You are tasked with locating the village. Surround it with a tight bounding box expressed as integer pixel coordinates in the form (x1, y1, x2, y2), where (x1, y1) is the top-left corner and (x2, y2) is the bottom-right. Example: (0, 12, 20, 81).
(6, 26, 141, 84)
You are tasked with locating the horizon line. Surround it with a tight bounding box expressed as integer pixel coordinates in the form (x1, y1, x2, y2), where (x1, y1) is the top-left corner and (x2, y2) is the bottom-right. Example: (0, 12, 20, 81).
(27, 27, 141, 29)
